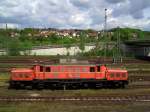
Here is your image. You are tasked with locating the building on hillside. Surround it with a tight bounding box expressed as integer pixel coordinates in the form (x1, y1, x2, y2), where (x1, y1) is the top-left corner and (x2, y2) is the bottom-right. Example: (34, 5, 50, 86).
(10, 32, 20, 38)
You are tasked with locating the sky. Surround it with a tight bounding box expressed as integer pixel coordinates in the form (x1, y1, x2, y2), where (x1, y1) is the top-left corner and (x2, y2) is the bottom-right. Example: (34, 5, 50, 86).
(0, 0, 150, 31)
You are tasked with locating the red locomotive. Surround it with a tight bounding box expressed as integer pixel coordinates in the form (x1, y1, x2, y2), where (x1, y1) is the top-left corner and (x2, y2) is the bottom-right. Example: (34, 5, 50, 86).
(9, 64, 128, 89)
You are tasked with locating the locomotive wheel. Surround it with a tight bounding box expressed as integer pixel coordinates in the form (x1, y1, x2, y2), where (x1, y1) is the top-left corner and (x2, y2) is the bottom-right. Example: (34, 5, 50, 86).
(120, 83, 125, 89)
(8, 81, 14, 89)
(10, 82, 21, 90)
(26, 85, 33, 90)
(95, 83, 103, 89)
(63, 85, 66, 90)
(114, 82, 125, 89)
(37, 83, 44, 90)
(83, 83, 89, 88)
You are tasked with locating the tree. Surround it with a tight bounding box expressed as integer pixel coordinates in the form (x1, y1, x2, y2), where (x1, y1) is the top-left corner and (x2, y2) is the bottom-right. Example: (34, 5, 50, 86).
(138, 31, 144, 40)
(7, 39, 21, 56)
(79, 32, 86, 55)
(63, 36, 72, 56)
(20, 41, 32, 55)
(6, 38, 32, 56)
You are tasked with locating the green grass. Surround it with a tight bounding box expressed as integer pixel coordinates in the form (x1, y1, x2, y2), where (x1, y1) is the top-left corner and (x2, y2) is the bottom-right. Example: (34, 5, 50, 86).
(0, 102, 149, 112)
(0, 87, 150, 97)
(0, 73, 10, 79)
(0, 73, 9, 86)
(0, 64, 30, 68)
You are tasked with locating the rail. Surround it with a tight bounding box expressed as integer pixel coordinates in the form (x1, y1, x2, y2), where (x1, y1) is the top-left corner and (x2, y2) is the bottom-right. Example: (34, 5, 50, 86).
(0, 95, 149, 103)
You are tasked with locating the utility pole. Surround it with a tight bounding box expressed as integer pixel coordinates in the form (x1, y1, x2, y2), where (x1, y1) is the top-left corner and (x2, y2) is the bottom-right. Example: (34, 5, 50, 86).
(6, 23, 8, 30)
(104, 8, 107, 32)
(5, 23, 8, 56)
(104, 8, 107, 63)
(113, 27, 122, 63)
(117, 27, 122, 63)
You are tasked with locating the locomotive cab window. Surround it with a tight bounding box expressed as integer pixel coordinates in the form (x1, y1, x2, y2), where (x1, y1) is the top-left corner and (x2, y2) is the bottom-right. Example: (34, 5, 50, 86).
(40, 66, 44, 72)
(90, 67, 95, 72)
(46, 67, 51, 72)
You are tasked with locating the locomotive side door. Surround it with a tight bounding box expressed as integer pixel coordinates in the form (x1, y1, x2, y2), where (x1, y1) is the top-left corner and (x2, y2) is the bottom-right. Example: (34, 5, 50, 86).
(95, 66, 101, 79)
(35, 65, 45, 80)
(95, 65, 107, 79)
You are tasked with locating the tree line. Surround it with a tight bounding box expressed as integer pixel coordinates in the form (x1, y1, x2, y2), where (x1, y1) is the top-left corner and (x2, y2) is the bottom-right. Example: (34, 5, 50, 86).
(0, 27, 149, 56)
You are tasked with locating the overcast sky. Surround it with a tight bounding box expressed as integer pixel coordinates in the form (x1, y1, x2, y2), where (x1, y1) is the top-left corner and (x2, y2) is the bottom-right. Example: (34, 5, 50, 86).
(0, 0, 150, 30)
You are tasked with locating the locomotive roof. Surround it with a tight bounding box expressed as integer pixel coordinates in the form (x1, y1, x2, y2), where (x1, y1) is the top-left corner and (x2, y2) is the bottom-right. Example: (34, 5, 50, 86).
(11, 68, 33, 73)
(107, 69, 127, 73)
(34, 64, 103, 66)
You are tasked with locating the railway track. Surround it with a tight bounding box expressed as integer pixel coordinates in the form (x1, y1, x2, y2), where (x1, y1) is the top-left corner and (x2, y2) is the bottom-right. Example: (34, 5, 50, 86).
(0, 95, 150, 103)
(129, 76, 150, 82)
(0, 57, 149, 64)
(127, 84, 150, 89)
